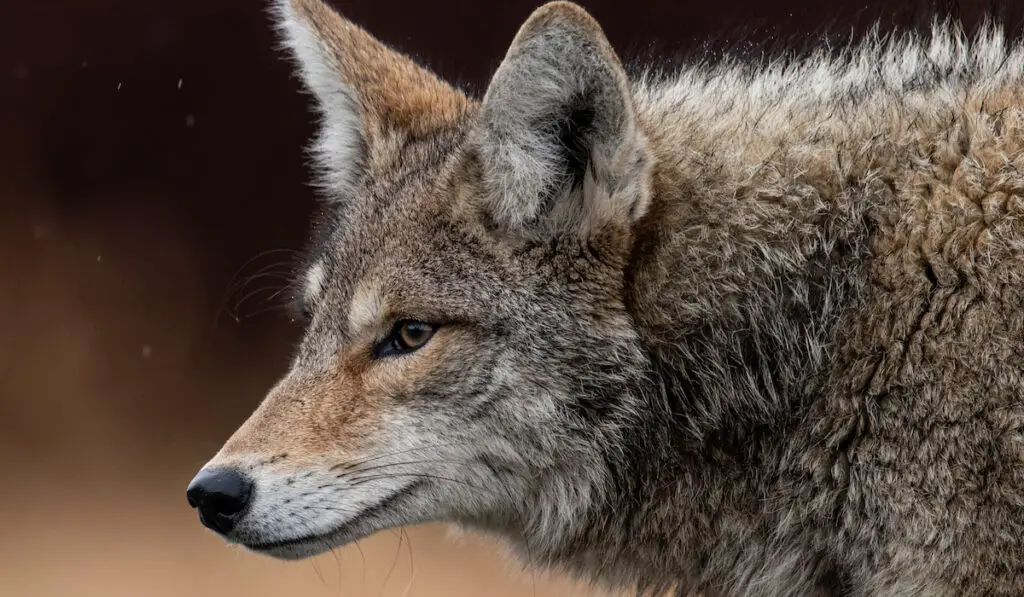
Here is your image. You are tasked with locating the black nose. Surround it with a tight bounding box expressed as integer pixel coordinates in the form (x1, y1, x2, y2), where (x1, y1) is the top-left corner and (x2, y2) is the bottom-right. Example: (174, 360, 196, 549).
(186, 468, 253, 535)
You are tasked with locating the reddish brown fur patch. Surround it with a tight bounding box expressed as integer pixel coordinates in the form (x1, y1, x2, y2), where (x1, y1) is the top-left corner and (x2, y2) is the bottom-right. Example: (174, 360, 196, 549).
(216, 356, 383, 461)
(340, 341, 374, 378)
(288, 0, 471, 143)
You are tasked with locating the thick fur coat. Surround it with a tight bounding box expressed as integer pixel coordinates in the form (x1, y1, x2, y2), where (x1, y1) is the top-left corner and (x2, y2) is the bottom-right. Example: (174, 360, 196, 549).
(188, 1, 1024, 596)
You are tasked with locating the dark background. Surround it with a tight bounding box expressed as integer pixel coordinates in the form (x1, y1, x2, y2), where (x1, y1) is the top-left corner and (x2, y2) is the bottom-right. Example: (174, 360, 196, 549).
(1, 1, 1018, 595)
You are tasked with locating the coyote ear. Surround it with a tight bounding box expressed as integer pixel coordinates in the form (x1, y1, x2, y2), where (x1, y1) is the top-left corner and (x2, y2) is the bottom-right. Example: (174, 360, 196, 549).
(273, 0, 470, 199)
(471, 1, 650, 238)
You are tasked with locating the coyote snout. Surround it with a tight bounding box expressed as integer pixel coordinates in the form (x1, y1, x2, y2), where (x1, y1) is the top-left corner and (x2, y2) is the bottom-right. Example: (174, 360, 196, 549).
(185, 356, 464, 559)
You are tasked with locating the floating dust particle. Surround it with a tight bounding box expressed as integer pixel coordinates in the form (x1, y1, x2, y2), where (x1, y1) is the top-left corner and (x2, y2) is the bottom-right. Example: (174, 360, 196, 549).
(142, 345, 152, 359)
(177, 78, 183, 89)
(31, 224, 50, 240)
(185, 113, 195, 128)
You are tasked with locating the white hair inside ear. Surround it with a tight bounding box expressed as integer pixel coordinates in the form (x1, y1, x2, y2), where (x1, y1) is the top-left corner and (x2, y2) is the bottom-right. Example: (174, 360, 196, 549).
(272, 0, 366, 200)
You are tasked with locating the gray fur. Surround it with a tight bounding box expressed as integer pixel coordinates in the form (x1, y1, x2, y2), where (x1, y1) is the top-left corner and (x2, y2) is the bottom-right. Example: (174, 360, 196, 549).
(194, 2, 1024, 596)
(472, 5, 651, 236)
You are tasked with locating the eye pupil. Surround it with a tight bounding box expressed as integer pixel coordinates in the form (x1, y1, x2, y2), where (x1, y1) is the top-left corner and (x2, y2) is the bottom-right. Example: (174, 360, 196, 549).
(372, 320, 437, 359)
(399, 322, 433, 348)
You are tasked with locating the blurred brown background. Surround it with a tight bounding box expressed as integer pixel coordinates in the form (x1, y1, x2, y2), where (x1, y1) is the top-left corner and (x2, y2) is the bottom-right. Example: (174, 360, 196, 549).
(1, 1, 1018, 596)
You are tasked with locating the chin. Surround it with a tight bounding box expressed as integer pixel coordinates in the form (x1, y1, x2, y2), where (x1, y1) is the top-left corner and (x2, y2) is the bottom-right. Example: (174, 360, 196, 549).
(247, 540, 336, 561)
(231, 517, 381, 561)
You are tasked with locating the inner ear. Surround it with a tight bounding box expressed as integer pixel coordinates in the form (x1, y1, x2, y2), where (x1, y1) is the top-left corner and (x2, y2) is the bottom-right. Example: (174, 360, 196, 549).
(559, 101, 597, 192)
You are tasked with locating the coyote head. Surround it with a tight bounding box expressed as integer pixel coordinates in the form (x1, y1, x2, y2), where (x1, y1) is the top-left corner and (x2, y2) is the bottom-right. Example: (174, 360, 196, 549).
(188, 0, 653, 562)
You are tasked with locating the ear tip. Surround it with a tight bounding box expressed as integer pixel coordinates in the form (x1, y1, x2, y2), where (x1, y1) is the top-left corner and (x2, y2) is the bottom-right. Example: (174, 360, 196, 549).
(530, 1, 592, 18)
(269, 0, 346, 26)
(524, 1, 602, 32)
(517, 1, 611, 48)
(269, 0, 364, 57)
(269, 0, 322, 12)
(269, 0, 303, 18)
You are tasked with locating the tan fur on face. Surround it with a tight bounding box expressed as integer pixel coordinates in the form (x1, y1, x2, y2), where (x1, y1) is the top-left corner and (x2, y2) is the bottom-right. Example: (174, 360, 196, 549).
(360, 326, 461, 397)
(212, 277, 452, 467)
(347, 279, 385, 333)
(214, 359, 382, 463)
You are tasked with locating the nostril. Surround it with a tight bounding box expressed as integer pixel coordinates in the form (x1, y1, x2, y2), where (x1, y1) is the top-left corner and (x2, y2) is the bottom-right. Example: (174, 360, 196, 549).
(186, 467, 254, 535)
(205, 481, 251, 516)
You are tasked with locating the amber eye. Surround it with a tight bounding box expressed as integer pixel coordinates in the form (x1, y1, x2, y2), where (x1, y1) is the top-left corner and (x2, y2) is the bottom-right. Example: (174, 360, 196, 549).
(398, 321, 434, 349)
(372, 320, 437, 359)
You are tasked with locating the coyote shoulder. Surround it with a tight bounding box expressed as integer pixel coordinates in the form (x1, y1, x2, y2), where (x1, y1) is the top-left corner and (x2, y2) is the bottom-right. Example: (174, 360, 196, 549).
(186, 1, 1024, 596)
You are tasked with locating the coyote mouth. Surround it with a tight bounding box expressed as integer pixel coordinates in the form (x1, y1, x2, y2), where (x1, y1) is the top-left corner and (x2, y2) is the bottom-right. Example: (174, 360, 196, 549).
(242, 480, 425, 558)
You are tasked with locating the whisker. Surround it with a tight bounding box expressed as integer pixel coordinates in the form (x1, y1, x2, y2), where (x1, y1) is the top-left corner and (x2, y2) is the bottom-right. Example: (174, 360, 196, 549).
(346, 472, 488, 492)
(215, 248, 300, 328)
(224, 249, 300, 295)
(337, 458, 466, 478)
(400, 527, 416, 597)
(227, 262, 296, 293)
(353, 539, 368, 591)
(382, 524, 405, 594)
(238, 302, 295, 321)
(298, 505, 364, 515)
(481, 457, 538, 597)
(219, 279, 297, 325)
(329, 442, 465, 472)
(229, 269, 297, 297)
(265, 280, 299, 304)
(230, 272, 297, 311)
(327, 539, 343, 596)
(311, 549, 327, 586)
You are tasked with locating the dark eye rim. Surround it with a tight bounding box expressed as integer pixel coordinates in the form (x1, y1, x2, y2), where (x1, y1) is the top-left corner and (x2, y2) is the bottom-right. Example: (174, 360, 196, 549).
(371, 320, 438, 359)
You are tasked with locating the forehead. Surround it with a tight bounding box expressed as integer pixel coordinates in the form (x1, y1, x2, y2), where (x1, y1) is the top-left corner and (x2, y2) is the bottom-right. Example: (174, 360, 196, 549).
(302, 132, 506, 324)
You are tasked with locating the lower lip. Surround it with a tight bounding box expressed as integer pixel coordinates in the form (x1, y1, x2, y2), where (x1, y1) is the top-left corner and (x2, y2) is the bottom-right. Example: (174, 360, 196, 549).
(241, 480, 425, 553)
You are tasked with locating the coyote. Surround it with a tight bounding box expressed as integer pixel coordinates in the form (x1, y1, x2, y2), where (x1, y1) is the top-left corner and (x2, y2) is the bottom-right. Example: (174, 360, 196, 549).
(187, 1, 1024, 595)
